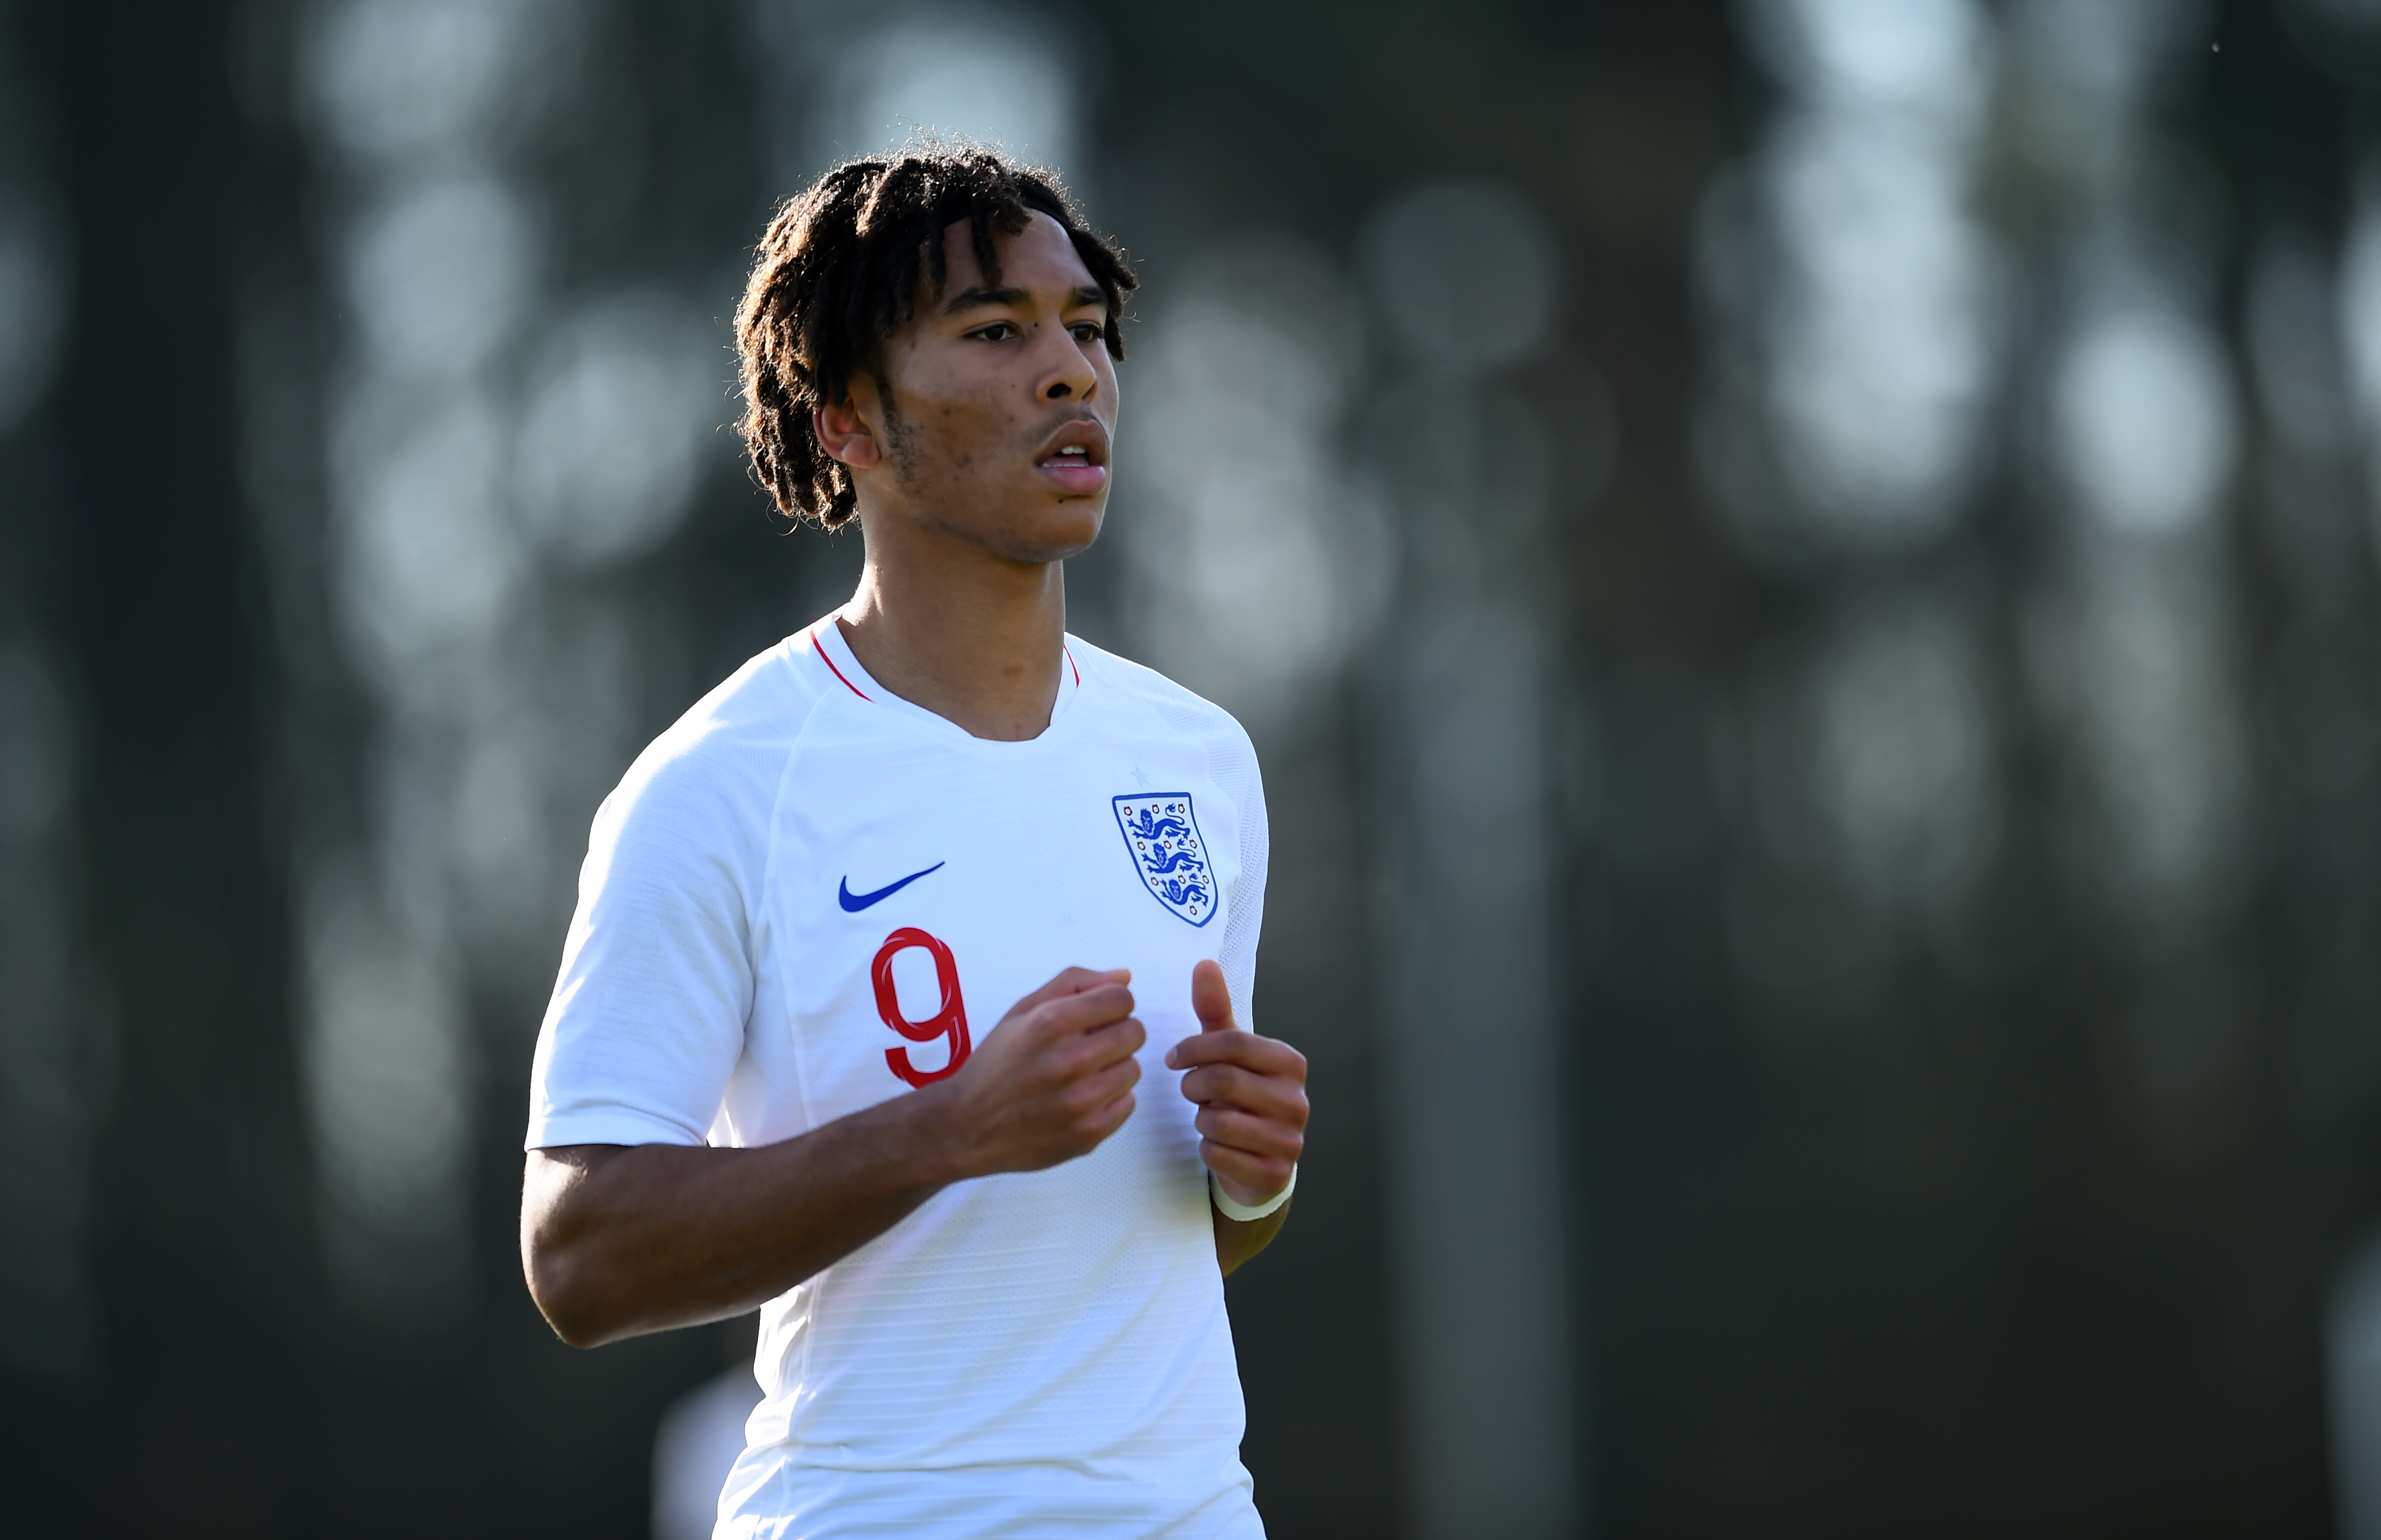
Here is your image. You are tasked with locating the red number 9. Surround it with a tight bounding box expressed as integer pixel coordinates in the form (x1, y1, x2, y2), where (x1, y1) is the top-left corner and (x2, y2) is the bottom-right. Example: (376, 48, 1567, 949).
(871, 926, 972, 1088)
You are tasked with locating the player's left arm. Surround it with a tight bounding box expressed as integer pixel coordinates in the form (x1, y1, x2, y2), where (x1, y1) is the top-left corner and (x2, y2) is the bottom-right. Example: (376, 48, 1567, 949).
(1167, 958, 1307, 1275)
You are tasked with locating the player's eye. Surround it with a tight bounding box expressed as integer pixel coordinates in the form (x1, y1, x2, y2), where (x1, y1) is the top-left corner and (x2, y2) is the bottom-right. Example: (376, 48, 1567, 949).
(969, 321, 1020, 343)
(1069, 321, 1104, 343)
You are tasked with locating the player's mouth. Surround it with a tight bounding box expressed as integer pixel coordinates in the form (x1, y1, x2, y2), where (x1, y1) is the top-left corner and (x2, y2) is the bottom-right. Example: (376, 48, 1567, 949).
(1035, 420, 1110, 496)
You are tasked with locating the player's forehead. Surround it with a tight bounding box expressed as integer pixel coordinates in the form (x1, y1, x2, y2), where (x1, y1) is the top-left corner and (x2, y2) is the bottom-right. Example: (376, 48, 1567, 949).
(932, 210, 1099, 307)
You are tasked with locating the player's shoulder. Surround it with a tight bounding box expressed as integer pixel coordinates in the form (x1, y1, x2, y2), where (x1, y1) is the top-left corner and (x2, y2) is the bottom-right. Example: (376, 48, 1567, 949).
(604, 628, 829, 827)
(1071, 636, 1252, 746)
(1069, 636, 1263, 800)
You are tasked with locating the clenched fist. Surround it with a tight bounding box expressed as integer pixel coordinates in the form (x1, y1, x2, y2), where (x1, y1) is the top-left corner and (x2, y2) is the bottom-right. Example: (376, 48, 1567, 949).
(1166, 959, 1307, 1211)
(932, 966, 1146, 1179)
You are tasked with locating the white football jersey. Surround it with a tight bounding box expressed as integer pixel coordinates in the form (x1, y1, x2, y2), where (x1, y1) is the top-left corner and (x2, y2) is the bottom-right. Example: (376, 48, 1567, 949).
(526, 617, 1270, 1539)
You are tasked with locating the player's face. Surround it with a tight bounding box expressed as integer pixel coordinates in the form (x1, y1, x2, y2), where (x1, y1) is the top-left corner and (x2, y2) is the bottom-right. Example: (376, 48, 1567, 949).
(863, 211, 1118, 563)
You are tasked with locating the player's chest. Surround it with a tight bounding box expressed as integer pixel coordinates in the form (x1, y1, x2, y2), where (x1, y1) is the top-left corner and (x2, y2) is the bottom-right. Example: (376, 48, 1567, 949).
(759, 735, 1237, 1115)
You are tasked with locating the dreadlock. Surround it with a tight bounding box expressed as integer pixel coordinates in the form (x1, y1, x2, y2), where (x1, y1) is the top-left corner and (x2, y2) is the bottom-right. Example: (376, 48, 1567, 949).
(733, 138, 1137, 527)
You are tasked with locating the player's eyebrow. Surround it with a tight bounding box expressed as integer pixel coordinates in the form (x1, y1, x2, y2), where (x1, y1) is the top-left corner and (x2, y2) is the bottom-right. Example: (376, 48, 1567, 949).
(942, 285, 1029, 315)
(941, 285, 1108, 316)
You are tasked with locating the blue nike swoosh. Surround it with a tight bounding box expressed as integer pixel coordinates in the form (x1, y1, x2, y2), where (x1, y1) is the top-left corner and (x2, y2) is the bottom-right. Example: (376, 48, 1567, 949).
(838, 862, 946, 912)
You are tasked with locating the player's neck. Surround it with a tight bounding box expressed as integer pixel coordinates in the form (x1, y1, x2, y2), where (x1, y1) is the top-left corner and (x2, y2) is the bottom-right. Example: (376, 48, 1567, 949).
(836, 541, 1068, 743)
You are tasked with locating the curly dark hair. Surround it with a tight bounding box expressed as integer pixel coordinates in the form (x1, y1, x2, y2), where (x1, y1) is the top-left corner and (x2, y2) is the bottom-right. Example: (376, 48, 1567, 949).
(733, 139, 1137, 527)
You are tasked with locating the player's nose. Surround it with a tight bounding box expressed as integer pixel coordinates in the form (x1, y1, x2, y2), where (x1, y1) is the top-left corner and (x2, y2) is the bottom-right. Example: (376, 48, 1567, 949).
(1034, 326, 1098, 403)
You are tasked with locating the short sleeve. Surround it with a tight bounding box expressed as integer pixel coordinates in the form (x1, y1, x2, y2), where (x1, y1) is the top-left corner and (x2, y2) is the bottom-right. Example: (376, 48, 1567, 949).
(1211, 723, 1269, 1034)
(524, 729, 775, 1151)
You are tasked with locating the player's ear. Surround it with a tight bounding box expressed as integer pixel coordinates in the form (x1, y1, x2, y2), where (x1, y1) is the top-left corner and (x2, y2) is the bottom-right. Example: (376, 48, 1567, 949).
(814, 383, 883, 469)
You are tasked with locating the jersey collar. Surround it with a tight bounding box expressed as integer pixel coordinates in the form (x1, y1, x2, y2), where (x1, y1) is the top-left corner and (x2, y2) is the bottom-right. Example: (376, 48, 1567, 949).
(806, 617, 1086, 745)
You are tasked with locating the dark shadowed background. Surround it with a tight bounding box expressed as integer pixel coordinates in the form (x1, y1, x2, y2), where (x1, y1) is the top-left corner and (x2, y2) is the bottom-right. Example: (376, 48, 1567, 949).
(6, 0, 2381, 1535)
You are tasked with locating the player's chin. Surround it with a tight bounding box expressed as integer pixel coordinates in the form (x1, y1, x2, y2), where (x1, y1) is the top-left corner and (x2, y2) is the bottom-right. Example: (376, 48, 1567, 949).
(1038, 499, 1106, 553)
(984, 501, 1103, 564)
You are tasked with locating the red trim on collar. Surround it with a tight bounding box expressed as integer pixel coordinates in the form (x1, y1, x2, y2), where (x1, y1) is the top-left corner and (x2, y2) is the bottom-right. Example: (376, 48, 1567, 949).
(812, 625, 871, 702)
(1064, 643, 1081, 687)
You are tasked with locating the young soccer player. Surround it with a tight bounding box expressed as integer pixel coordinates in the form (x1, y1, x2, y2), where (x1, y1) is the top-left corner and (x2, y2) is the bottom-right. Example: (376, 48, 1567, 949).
(518, 144, 1307, 1538)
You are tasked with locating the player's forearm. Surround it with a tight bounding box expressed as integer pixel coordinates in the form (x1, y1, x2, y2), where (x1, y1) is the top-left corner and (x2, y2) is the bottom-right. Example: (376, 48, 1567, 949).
(1213, 1202, 1290, 1276)
(523, 974, 1145, 1347)
(522, 1087, 971, 1347)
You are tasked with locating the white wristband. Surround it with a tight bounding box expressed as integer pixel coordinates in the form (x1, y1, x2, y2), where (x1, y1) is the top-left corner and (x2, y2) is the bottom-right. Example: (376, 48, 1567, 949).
(1210, 1164, 1297, 1222)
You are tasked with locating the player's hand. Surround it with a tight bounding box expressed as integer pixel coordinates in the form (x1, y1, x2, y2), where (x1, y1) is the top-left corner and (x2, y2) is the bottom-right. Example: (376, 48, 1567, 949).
(937, 966, 1144, 1180)
(1166, 959, 1307, 1209)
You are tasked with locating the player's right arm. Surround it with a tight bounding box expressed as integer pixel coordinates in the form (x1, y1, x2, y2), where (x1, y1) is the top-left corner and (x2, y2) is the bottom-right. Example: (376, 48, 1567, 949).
(521, 966, 1143, 1349)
